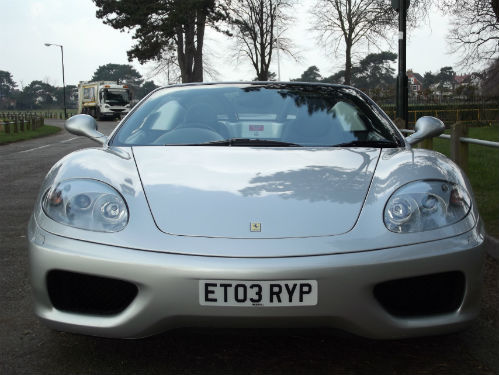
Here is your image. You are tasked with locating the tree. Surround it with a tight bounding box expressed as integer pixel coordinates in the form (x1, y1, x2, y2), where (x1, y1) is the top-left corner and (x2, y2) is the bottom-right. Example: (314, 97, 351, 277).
(229, 0, 294, 81)
(55, 85, 77, 109)
(322, 70, 346, 84)
(135, 80, 160, 100)
(482, 58, 499, 98)
(422, 71, 437, 88)
(291, 65, 322, 82)
(93, 0, 229, 83)
(436, 66, 456, 91)
(252, 72, 277, 81)
(0, 70, 17, 101)
(311, 0, 396, 85)
(292, 52, 395, 94)
(439, 0, 499, 67)
(311, 0, 431, 85)
(493, 0, 499, 21)
(352, 51, 396, 90)
(16, 81, 57, 109)
(91, 63, 144, 87)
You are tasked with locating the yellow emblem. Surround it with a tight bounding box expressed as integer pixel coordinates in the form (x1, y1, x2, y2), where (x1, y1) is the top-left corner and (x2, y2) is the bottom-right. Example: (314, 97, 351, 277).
(250, 222, 261, 232)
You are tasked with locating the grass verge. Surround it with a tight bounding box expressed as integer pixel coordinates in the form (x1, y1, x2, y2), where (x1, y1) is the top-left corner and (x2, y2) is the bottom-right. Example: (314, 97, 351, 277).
(432, 124, 499, 237)
(0, 125, 61, 145)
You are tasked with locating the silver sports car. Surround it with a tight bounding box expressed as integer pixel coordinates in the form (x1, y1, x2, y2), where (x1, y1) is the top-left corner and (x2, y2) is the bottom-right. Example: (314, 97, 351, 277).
(28, 82, 485, 339)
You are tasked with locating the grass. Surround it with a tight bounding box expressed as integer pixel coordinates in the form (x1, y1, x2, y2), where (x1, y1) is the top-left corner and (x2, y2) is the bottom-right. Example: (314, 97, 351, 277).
(432, 124, 499, 237)
(0, 125, 61, 145)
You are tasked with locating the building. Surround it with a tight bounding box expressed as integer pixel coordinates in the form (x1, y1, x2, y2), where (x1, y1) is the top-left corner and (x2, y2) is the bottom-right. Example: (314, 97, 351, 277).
(407, 70, 424, 96)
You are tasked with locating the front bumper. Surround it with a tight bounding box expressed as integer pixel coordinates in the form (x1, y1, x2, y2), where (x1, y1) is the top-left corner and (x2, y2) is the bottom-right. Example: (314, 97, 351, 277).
(28, 223, 485, 339)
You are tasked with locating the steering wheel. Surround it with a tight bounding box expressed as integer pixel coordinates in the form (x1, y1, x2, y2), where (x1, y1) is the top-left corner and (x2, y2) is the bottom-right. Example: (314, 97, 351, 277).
(153, 126, 225, 145)
(176, 121, 230, 138)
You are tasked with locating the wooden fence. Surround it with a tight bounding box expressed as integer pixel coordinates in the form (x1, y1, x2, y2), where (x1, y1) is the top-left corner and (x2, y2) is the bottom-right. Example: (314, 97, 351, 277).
(0, 114, 44, 135)
(0, 111, 77, 120)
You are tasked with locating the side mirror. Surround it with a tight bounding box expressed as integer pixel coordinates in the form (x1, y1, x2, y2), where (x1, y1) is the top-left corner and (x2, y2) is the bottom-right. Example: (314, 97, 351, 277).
(65, 114, 108, 145)
(405, 116, 445, 146)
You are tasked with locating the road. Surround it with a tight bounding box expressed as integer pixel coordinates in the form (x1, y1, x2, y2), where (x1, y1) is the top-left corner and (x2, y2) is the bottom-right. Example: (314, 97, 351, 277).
(0, 120, 498, 374)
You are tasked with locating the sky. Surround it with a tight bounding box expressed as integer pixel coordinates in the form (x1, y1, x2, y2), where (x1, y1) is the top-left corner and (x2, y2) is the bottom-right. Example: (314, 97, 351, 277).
(0, 0, 460, 88)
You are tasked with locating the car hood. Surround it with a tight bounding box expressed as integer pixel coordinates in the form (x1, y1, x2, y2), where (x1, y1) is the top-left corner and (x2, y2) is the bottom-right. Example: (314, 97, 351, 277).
(132, 146, 380, 239)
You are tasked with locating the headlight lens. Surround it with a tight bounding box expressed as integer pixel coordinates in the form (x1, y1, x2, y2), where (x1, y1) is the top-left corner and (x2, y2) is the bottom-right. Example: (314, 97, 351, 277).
(42, 179, 128, 232)
(384, 180, 471, 233)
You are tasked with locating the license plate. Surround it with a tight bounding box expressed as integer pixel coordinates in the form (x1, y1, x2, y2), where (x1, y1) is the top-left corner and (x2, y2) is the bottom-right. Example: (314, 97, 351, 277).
(199, 280, 318, 307)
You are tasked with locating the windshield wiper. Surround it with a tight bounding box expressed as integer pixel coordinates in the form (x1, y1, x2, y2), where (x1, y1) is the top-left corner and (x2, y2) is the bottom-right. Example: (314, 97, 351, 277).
(331, 140, 398, 148)
(166, 138, 303, 147)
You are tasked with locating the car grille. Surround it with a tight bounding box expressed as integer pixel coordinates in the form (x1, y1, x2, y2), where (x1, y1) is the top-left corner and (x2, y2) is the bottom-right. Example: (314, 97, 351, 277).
(373, 271, 465, 317)
(47, 270, 138, 316)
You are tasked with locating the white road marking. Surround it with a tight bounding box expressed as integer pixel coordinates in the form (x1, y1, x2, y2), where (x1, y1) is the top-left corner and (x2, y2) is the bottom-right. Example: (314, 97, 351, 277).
(16, 137, 78, 154)
(60, 137, 78, 143)
(18, 144, 50, 153)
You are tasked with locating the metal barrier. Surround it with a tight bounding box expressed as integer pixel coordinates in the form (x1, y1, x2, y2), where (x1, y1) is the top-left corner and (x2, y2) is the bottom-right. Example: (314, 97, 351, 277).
(400, 126, 499, 172)
(400, 129, 499, 148)
(385, 108, 499, 125)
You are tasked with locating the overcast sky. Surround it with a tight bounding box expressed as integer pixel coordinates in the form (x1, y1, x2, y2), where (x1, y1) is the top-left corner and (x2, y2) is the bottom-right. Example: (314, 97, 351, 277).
(0, 0, 460, 88)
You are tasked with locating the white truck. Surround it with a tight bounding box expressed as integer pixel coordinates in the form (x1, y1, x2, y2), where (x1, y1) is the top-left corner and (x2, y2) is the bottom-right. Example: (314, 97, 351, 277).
(77, 81, 132, 120)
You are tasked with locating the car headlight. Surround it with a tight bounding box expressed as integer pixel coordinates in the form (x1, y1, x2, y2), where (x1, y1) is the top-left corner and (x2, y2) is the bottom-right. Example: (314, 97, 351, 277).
(42, 179, 128, 232)
(384, 180, 471, 233)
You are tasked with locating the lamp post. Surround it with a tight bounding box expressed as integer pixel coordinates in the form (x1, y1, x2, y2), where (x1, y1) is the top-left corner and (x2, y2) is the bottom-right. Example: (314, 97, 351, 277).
(44, 43, 67, 119)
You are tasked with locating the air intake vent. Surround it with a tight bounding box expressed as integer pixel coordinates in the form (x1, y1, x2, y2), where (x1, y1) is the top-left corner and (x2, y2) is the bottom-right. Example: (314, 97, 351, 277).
(373, 271, 465, 317)
(47, 270, 138, 316)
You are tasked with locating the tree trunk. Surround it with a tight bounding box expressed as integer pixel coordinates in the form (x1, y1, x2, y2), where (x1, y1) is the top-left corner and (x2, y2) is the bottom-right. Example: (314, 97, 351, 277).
(193, 8, 206, 82)
(344, 41, 352, 85)
(258, 0, 267, 80)
(176, 9, 206, 83)
(492, 0, 499, 21)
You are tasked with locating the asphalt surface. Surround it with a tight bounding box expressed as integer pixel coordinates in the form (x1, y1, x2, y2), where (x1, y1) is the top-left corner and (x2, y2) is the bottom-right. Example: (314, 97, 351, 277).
(0, 120, 498, 374)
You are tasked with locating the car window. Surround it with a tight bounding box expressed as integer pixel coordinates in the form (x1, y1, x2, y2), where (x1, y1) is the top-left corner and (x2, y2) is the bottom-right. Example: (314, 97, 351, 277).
(111, 84, 402, 147)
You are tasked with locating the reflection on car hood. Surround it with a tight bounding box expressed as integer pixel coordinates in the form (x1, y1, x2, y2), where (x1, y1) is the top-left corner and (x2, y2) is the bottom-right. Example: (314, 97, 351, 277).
(133, 146, 380, 238)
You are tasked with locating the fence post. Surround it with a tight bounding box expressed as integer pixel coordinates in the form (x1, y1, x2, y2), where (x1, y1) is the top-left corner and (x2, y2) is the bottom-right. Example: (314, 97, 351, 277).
(450, 122, 469, 173)
(421, 137, 433, 150)
(14, 115, 19, 133)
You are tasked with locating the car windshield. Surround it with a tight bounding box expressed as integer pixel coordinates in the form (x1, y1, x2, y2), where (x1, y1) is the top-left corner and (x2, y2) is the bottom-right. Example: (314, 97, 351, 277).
(103, 89, 130, 106)
(111, 83, 402, 147)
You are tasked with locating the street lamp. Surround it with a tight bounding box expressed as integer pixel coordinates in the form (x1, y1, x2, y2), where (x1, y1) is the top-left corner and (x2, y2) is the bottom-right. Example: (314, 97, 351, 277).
(44, 43, 67, 119)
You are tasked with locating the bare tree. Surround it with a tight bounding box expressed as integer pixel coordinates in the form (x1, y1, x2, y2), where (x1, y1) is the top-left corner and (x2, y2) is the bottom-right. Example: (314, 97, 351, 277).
(229, 0, 295, 81)
(311, 0, 396, 85)
(146, 43, 220, 85)
(311, 0, 431, 86)
(439, 0, 499, 68)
